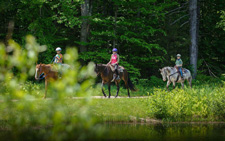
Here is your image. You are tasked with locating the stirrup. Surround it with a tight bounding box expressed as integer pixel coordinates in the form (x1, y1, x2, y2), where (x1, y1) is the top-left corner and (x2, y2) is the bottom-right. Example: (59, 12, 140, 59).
(111, 74, 116, 82)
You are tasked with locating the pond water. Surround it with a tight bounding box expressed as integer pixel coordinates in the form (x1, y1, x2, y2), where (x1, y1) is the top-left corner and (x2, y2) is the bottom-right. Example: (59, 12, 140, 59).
(102, 123, 225, 140)
(0, 122, 224, 140)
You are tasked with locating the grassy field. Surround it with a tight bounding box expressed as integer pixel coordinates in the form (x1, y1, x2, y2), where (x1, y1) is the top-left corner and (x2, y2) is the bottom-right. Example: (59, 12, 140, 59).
(5, 82, 224, 123)
(1, 81, 225, 140)
(6, 76, 224, 123)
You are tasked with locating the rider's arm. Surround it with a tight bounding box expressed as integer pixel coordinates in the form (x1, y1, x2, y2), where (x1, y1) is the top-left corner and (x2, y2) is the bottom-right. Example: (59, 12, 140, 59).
(179, 59, 183, 67)
(60, 54, 63, 60)
(55, 54, 59, 59)
(59, 54, 63, 63)
(116, 54, 119, 64)
(176, 60, 183, 67)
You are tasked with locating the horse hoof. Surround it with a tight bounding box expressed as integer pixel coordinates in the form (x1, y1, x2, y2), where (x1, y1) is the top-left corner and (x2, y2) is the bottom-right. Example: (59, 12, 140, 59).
(108, 96, 110, 98)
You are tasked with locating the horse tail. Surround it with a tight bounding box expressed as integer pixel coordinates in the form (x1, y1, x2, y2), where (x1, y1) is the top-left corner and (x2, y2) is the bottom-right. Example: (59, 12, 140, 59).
(188, 76, 192, 88)
(128, 75, 137, 91)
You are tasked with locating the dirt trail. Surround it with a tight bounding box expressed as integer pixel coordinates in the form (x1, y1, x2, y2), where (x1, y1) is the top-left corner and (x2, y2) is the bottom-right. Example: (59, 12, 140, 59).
(0, 96, 150, 102)
(71, 96, 150, 99)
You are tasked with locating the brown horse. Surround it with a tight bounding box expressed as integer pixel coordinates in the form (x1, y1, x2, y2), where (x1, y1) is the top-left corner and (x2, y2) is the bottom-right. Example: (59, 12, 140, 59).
(35, 64, 58, 98)
(95, 64, 136, 98)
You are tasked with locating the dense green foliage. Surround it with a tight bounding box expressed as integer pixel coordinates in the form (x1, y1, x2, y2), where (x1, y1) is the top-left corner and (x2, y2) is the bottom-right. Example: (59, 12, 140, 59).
(148, 87, 225, 121)
(1, 1, 225, 139)
(0, 0, 224, 79)
(0, 36, 103, 140)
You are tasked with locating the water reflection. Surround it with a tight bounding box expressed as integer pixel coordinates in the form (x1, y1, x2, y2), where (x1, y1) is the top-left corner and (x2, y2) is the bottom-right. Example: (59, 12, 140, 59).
(103, 123, 225, 140)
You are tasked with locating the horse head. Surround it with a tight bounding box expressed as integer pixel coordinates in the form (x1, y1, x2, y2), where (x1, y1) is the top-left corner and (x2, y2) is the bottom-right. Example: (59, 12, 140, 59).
(35, 63, 43, 80)
(159, 67, 169, 81)
(94, 64, 107, 76)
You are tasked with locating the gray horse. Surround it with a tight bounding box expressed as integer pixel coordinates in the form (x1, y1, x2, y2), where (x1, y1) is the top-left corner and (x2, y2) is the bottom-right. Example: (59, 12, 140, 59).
(159, 67, 192, 90)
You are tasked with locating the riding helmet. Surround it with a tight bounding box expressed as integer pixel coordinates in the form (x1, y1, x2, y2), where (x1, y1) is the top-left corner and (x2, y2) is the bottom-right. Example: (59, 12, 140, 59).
(56, 47, 62, 51)
(112, 48, 118, 52)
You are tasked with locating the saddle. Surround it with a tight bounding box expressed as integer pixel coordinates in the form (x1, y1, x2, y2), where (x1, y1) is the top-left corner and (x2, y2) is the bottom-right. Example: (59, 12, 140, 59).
(174, 66, 186, 74)
(118, 66, 124, 72)
(109, 65, 124, 72)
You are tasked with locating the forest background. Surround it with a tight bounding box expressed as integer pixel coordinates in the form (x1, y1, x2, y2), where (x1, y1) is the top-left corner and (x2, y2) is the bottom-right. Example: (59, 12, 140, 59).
(1, 0, 225, 81)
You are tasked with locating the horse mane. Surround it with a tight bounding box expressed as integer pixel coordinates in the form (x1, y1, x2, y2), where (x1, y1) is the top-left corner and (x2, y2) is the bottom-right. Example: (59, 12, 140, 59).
(163, 66, 176, 74)
(39, 64, 55, 74)
(97, 64, 110, 75)
(102, 64, 110, 76)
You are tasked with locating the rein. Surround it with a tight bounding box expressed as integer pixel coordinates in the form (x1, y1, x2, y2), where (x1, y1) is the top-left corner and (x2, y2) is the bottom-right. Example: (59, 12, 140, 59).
(50, 56, 56, 64)
(169, 72, 179, 77)
(97, 64, 110, 78)
(39, 65, 47, 80)
(166, 68, 179, 82)
(40, 56, 56, 79)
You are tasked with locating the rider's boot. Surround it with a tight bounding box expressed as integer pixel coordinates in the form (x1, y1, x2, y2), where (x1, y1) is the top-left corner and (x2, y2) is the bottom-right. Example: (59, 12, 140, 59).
(116, 70, 120, 80)
(181, 75, 184, 80)
(111, 73, 116, 82)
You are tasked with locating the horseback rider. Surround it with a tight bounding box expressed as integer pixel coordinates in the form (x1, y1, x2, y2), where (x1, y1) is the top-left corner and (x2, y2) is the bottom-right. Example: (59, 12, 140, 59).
(107, 48, 120, 82)
(175, 54, 184, 79)
(54, 47, 63, 64)
(39, 47, 63, 80)
(53, 47, 63, 78)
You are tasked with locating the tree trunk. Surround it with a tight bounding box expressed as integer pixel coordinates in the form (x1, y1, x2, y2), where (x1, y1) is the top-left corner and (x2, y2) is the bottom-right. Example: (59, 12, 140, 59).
(5, 20, 14, 46)
(80, 0, 92, 52)
(113, 6, 117, 49)
(189, 0, 199, 79)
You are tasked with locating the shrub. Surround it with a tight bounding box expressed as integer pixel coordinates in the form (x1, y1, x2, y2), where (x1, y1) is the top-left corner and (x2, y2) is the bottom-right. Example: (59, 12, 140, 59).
(0, 36, 103, 140)
(148, 86, 225, 121)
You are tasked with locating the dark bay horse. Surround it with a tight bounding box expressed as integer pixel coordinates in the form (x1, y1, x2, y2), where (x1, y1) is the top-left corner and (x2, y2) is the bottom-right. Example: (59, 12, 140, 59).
(35, 64, 58, 98)
(95, 64, 136, 98)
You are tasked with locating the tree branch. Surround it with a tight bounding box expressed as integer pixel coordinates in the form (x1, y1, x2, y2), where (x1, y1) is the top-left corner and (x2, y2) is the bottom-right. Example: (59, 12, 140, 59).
(170, 14, 189, 25)
(165, 2, 188, 15)
(180, 20, 189, 27)
(168, 9, 188, 16)
(201, 56, 218, 78)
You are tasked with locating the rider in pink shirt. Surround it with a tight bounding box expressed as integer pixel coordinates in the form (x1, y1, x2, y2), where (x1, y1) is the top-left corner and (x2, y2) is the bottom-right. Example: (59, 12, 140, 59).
(107, 48, 120, 82)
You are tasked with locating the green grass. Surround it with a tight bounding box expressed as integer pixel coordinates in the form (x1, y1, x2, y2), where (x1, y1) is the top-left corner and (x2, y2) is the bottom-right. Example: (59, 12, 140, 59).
(89, 98, 149, 122)
(9, 78, 225, 123)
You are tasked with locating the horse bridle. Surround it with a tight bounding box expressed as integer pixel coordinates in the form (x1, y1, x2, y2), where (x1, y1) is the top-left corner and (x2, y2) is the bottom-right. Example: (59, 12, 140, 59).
(37, 65, 47, 79)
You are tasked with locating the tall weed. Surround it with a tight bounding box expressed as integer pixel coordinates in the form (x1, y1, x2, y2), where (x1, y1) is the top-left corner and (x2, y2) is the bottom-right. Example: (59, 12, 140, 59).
(148, 85, 225, 121)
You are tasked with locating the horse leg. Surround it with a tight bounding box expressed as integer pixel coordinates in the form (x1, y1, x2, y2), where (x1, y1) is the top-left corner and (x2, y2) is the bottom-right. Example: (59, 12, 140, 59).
(101, 81, 107, 97)
(115, 82, 120, 98)
(44, 80, 48, 99)
(124, 81, 130, 98)
(188, 77, 192, 88)
(181, 82, 184, 89)
(167, 81, 171, 91)
(173, 81, 176, 89)
(127, 88, 130, 98)
(108, 83, 111, 98)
